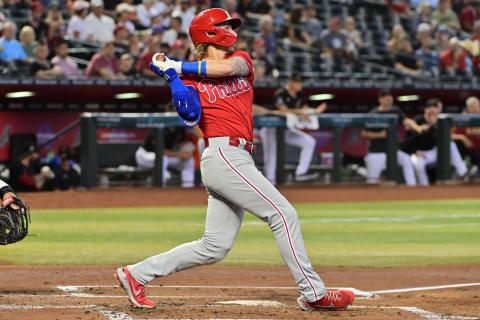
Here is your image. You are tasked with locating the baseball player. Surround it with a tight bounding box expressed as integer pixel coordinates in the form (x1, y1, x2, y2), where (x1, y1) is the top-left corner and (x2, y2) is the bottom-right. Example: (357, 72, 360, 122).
(407, 99, 468, 186)
(135, 128, 195, 188)
(362, 89, 423, 186)
(260, 73, 327, 184)
(115, 8, 354, 311)
(0, 178, 30, 245)
(0, 179, 18, 209)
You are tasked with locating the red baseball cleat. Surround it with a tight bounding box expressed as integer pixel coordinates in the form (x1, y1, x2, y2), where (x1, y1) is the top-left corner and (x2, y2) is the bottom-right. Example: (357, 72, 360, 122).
(297, 289, 355, 311)
(114, 267, 155, 309)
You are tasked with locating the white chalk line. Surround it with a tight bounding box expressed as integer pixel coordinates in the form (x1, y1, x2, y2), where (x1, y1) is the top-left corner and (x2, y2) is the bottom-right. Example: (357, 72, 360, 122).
(243, 212, 480, 226)
(2, 304, 477, 320)
(352, 306, 479, 320)
(370, 282, 480, 294)
(3, 283, 480, 320)
(56, 285, 374, 300)
(0, 304, 96, 310)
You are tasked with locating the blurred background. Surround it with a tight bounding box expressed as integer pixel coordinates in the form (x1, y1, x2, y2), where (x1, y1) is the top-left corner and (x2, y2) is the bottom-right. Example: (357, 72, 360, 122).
(0, 0, 479, 190)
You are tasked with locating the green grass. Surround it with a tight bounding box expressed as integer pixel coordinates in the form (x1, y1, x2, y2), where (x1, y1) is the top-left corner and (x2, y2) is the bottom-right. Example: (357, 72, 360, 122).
(1, 199, 479, 267)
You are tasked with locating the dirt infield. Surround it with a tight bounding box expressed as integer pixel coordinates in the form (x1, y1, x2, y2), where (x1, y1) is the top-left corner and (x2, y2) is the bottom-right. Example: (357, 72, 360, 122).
(2, 185, 480, 319)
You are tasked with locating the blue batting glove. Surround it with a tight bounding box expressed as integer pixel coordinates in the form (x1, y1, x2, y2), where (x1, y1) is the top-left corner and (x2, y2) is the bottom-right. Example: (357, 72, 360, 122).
(149, 63, 178, 83)
(149, 62, 164, 77)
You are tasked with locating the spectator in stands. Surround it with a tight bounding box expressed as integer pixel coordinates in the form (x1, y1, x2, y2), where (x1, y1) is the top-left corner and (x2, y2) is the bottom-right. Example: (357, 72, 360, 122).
(394, 36, 421, 76)
(409, 99, 468, 185)
(440, 36, 470, 74)
(171, 0, 195, 33)
(256, 15, 276, 55)
(67, 0, 90, 40)
(236, 0, 254, 18)
(286, 6, 313, 48)
(389, 0, 412, 18)
(460, 0, 480, 32)
(45, 4, 66, 48)
(0, 21, 27, 61)
(162, 16, 182, 47)
(322, 17, 350, 71)
(154, 0, 174, 28)
(432, 0, 460, 30)
(416, 34, 440, 75)
(253, 58, 267, 82)
(387, 23, 407, 53)
(51, 39, 81, 78)
(344, 16, 364, 60)
(30, 43, 63, 78)
(85, 41, 125, 79)
(135, 128, 195, 188)
(21, 2, 48, 44)
(136, 0, 159, 29)
(472, 20, 480, 39)
(302, 5, 322, 43)
(119, 52, 135, 77)
(225, 0, 241, 19)
(19, 25, 37, 59)
(452, 96, 480, 173)
(434, 24, 451, 53)
(85, 0, 115, 43)
(9, 143, 55, 192)
(176, 31, 193, 61)
(128, 31, 143, 57)
(116, 3, 136, 33)
(52, 146, 80, 190)
(362, 89, 422, 186)
(415, 22, 431, 49)
(113, 24, 130, 57)
(138, 35, 161, 77)
(413, 1, 434, 31)
(159, 41, 171, 56)
(252, 0, 272, 15)
(169, 39, 183, 59)
(251, 37, 274, 77)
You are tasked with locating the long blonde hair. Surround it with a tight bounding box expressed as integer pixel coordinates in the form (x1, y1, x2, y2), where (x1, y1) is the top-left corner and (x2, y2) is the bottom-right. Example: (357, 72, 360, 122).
(194, 43, 209, 60)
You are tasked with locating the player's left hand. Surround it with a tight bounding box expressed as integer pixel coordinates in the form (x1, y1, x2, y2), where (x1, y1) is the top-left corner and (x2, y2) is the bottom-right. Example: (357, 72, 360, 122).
(151, 53, 182, 74)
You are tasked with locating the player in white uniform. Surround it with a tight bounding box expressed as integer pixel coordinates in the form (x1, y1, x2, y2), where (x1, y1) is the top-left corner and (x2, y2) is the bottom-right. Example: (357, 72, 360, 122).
(260, 73, 326, 184)
(135, 128, 195, 187)
(362, 89, 425, 186)
(407, 99, 468, 185)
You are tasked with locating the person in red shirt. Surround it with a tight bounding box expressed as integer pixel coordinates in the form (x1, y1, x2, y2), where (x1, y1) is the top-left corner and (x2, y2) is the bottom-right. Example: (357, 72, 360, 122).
(137, 35, 161, 77)
(113, 8, 354, 312)
(440, 37, 469, 74)
(460, 0, 480, 33)
(85, 41, 125, 79)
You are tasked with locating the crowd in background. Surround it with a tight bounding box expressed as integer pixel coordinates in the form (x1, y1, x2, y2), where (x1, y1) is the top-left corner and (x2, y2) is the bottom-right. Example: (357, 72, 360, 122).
(1, 0, 480, 189)
(0, 0, 480, 79)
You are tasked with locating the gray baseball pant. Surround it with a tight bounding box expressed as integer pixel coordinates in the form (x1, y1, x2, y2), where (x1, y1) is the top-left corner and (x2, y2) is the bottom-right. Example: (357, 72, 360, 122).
(127, 137, 326, 302)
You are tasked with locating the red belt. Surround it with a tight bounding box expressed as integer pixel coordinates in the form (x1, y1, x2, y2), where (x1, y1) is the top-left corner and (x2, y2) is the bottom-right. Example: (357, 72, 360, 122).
(205, 137, 256, 155)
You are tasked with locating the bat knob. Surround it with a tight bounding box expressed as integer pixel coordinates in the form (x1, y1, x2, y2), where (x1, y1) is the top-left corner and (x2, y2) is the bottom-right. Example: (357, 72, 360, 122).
(154, 53, 165, 62)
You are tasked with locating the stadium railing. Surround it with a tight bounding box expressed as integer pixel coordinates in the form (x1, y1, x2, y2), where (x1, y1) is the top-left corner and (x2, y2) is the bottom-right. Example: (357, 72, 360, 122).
(80, 112, 399, 187)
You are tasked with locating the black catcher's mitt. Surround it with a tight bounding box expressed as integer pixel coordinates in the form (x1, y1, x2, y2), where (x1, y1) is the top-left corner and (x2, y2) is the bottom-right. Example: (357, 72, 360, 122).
(0, 196, 31, 245)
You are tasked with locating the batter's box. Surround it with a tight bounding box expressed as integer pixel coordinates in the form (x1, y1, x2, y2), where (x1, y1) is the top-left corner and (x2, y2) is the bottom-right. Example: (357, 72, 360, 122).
(57, 285, 377, 300)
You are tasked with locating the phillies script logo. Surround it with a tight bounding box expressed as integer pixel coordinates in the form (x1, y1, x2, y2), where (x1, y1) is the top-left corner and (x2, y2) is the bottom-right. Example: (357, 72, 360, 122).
(197, 77, 251, 103)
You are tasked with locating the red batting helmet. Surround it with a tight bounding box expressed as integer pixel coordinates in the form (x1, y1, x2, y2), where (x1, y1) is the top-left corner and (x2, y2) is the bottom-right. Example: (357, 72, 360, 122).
(189, 8, 242, 47)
